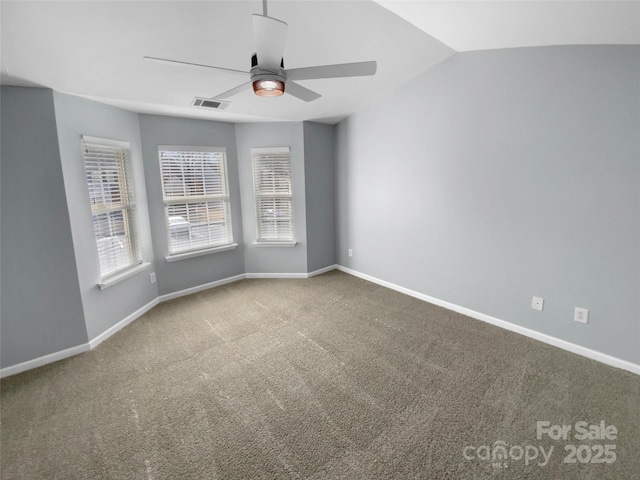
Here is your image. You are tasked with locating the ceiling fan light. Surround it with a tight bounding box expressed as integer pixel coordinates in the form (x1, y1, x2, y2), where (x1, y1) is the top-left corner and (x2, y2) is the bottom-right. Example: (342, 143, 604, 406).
(252, 79, 285, 97)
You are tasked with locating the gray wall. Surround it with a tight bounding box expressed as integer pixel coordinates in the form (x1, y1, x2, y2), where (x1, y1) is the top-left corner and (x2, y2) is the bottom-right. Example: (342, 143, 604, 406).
(336, 46, 640, 364)
(53, 92, 157, 340)
(138, 114, 245, 296)
(235, 122, 308, 274)
(1, 87, 88, 367)
(304, 122, 336, 272)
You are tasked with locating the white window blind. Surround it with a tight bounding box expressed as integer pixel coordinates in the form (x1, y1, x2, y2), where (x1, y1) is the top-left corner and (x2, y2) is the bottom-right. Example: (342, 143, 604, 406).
(82, 135, 141, 279)
(158, 146, 233, 255)
(251, 147, 294, 242)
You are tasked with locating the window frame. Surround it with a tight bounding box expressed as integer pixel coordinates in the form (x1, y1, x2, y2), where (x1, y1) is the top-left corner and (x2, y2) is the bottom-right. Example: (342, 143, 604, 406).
(81, 135, 142, 283)
(157, 145, 235, 260)
(251, 146, 295, 245)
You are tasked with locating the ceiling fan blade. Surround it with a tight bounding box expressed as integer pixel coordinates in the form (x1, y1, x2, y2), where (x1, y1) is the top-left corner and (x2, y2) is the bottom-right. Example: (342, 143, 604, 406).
(143, 56, 249, 76)
(252, 14, 288, 70)
(285, 81, 321, 102)
(212, 82, 252, 100)
(285, 61, 377, 81)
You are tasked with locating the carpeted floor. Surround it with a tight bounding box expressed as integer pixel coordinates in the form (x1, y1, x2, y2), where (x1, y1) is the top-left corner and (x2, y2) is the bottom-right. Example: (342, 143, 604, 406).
(1, 270, 639, 479)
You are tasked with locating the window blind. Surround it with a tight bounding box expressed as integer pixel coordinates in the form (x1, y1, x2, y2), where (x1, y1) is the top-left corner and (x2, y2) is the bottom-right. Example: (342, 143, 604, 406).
(82, 135, 140, 279)
(251, 147, 294, 242)
(158, 146, 233, 254)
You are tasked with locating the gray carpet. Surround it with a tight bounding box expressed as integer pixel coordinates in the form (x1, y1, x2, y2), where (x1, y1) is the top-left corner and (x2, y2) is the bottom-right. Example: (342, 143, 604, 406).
(1, 270, 639, 479)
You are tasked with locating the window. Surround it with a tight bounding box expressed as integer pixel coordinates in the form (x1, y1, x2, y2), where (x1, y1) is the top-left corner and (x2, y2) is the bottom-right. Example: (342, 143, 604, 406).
(82, 135, 141, 279)
(251, 147, 294, 243)
(158, 146, 233, 256)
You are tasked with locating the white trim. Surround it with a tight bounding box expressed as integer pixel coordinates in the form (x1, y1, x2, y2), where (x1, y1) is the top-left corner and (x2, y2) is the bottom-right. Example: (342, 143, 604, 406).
(158, 147, 234, 256)
(166, 243, 238, 262)
(251, 146, 290, 155)
(1, 296, 161, 378)
(8, 266, 636, 377)
(336, 265, 640, 376)
(245, 266, 336, 279)
(308, 264, 338, 278)
(252, 147, 295, 244)
(88, 297, 160, 349)
(245, 272, 308, 279)
(82, 135, 130, 149)
(158, 273, 246, 302)
(0, 343, 91, 378)
(98, 262, 150, 289)
(252, 241, 297, 248)
(158, 145, 226, 154)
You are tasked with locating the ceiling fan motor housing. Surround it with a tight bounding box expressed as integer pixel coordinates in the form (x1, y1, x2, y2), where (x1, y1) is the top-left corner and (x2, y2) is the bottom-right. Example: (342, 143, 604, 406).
(251, 53, 284, 69)
(250, 53, 286, 96)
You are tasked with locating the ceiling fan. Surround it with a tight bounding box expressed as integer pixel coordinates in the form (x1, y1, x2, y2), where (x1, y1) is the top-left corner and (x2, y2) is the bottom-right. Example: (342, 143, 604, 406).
(144, 0, 377, 103)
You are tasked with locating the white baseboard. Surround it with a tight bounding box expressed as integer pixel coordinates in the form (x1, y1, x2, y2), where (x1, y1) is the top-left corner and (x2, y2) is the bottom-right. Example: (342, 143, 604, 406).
(308, 264, 338, 278)
(0, 265, 334, 378)
(157, 267, 336, 301)
(158, 274, 246, 302)
(246, 265, 337, 279)
(336, 265, 640, 376)
(8, 264, 635, 377)
(0, 343, 91, 378)
(0, 297, 162, 379)
(88, 297, 160, 349)
(245, 272, 308, 279)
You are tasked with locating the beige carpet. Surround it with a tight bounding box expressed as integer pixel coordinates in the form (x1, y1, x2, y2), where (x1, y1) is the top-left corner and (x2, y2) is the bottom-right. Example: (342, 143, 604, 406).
(2, 271, 639, 479)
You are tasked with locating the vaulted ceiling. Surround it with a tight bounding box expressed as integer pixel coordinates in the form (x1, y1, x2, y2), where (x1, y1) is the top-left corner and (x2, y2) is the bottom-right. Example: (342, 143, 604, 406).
(2, 1, 638, 124)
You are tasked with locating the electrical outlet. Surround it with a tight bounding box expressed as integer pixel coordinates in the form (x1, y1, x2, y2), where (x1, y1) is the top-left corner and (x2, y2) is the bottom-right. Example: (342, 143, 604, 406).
(574, 307, 589, 324)
(348, 249, 353, 257)
(150, 272, 156, 284)
(532, 296, 544, 311)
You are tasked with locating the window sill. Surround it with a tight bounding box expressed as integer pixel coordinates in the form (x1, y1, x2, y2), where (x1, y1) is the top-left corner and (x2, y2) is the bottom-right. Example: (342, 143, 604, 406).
(98, 262, 150, 290)
(252, 241, 297, 248)
(166, 243, 238, 263)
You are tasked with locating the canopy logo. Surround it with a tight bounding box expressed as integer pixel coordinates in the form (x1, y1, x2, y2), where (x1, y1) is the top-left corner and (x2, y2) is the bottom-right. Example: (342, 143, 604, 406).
(463, 441, 553, 469)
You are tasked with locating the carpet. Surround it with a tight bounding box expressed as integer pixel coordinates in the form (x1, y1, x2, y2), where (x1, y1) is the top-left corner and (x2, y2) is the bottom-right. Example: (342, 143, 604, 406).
(2, 271, 639, 479)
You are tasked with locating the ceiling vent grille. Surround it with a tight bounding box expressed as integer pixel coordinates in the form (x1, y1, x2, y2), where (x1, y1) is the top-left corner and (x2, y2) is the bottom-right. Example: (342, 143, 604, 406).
(191, 97, 229, 110)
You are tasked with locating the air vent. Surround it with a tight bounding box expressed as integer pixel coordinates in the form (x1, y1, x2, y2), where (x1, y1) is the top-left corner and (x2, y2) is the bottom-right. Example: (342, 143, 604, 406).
(191, 97, 229, 110)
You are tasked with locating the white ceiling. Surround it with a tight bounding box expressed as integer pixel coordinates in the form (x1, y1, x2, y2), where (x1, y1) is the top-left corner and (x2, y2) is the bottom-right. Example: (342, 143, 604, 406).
(2, 1, 638, 124)
(376, 0, 640, 52)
